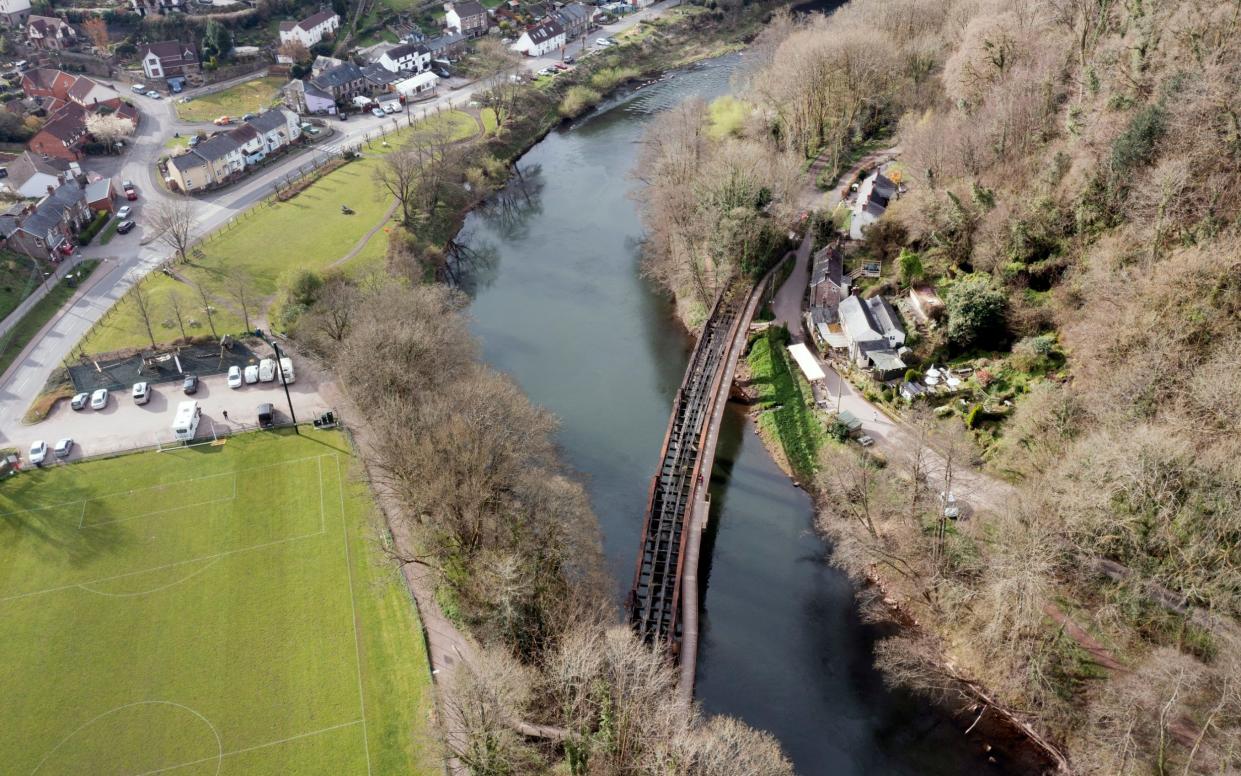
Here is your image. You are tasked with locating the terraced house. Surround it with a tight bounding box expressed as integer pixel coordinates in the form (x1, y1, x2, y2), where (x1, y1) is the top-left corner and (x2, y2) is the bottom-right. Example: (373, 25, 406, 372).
(0, 181, 90, 261)
(166, 110, 301, 192)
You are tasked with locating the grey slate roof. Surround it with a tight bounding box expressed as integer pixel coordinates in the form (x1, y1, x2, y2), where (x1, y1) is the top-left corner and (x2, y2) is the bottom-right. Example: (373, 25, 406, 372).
(810, 246, 846, 291)
(83, 178, 112, 203)
(864, 296, 904, 340)
(248, 110, 289, 134)
(362, 63, 401, 85)
(384, 42, 427, 61)
(191, 132, 239, 162)
(525, 18, 564, 44)
(839, 295, 886, 347)
(425, 31, 465, 53)
(312, 62, 364, 89)
(168, 152, 208, 175)
(451, 0, 485, 18)
(21, 183, 83, 240)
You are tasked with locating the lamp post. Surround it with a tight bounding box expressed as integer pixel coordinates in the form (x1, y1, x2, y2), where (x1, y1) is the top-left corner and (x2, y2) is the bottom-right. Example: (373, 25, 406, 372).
(270, 338, 298, 433)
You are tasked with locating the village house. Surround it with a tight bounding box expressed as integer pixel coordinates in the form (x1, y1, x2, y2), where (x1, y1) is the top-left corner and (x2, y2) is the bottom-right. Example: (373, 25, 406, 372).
(838, 293, 907, 378)
(377, 41, 431, 74)
(309, 62, 366, 103)
(166, 110, 300, 192)
(26, 15, 74, 50)
(554, 3, 592, 40)
(278, 8, 340, 48)
(0, 0, 31, 28)
(129, 0, 183, 17)
(361, 63, 402, 94)
(0, 180, 90, 260)
(28, 103, 91, 161)
(809, 244, 850, 313)
(282, 78, 336, 114)
(83, 177, 115, 213)
(511, 18, 565, 57)
(443, 0, 488, 37)
(850, 170, 898, 240)
(139, 41, 200, 85)
(21, 70, 138, 161)
(0, 151, 69, 198)
(311, 54, 344, 77)
(425, 30, 467, 59)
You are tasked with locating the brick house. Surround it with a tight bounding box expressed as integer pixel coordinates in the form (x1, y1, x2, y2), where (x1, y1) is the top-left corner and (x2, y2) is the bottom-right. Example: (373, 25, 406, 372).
(0, 181, 90, 260)
(444, 1, 488, 38)
(26, 14, 75, 50)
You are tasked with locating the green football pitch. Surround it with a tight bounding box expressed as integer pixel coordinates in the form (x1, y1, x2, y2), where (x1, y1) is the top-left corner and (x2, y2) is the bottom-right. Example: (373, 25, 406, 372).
(0, 430, 438, 775)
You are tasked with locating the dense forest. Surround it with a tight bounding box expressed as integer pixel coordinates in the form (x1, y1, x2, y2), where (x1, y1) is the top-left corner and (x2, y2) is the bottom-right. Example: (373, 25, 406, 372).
(641, 0, 1241, 772)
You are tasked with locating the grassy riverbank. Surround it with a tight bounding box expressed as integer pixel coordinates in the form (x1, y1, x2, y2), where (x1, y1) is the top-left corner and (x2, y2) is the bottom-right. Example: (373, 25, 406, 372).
(745, 326, 827, 483)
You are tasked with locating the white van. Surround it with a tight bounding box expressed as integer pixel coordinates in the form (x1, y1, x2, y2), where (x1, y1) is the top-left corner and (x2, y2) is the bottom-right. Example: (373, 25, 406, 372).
(279, 356, 295, 384)
(172, 400, 201, 441)
(258, 358, 276, 382)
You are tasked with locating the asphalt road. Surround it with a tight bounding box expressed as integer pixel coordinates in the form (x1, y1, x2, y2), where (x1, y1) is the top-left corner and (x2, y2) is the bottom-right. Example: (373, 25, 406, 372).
(0, 1, 681, 458)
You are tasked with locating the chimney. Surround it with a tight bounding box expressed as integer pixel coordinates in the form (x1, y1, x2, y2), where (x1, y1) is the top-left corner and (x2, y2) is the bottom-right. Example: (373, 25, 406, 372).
(47, 184, 55, 197)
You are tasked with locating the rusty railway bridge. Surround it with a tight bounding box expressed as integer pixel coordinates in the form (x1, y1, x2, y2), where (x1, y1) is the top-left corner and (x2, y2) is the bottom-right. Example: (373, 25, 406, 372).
(626, 264, 783, 699)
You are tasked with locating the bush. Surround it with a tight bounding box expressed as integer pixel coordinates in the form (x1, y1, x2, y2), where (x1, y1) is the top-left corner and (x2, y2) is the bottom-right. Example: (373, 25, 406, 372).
(559, 86, 601, 118)
(589, 66, 639, 92)
(904, 368, 923, 383)
(945, 273, 1008, 350)
(76, 211, 110, 246)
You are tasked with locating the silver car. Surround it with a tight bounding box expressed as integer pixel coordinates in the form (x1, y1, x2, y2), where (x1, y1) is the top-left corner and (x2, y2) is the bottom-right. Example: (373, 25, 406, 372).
(90, 388, 109, 410)
(28, 440, 47, 466)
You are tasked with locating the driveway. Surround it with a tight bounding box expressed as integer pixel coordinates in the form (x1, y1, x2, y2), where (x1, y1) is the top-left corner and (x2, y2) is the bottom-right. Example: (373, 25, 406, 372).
(15, 367, 332, 464)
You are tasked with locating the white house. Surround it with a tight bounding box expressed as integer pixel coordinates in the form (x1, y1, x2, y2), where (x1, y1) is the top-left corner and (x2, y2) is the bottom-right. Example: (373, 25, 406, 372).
(395, 71, 439, 100)
(377, 42, 430, 73)
(139, 41, 199, 81)
(246, 109, 300, 157)
(511, 18, 565, 57)
(443, 0, 488, 38)
(278, 8, 340, 48)
(0, 0, 32, 28)
(838, 294, 907, 375)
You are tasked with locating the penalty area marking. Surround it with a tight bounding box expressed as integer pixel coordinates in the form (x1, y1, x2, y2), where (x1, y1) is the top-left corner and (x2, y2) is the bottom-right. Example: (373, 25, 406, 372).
(30, 701, 223, 776)
(132, 719, 364, 776)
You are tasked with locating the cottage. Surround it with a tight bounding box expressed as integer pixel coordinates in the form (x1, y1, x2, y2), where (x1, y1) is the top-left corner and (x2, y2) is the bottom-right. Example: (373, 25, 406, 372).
(444, 0, 488, 37)
(362, 63, 402, 94)
(309, 62, 366, 102)
(554, 3, 592, 40)
(425, 30, 467, 59)
(139, 41, 200, 83)
(377, 42, 431, 74)
(809, 244, 850, 311)
(395, 71, 439, 100)
(511, 18, 565, 57)
(166, 151, 211, 192)
(838, 293, 906, 374)
(279, 8, 340, 48)
(28, 103, 90, 161)
(285, 78, 337, 114)
(0, 0, 31, 28)
(0, 151, 69, 198)
(248, 109, 300, 153)
(26, 15, 74, 50)
(850, 171, 898, 240)
(0, 181, 89, 260)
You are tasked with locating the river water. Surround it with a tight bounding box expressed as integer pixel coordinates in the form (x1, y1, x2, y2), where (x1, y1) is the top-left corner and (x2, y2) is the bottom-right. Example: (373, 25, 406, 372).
(458, 55, 996, 774)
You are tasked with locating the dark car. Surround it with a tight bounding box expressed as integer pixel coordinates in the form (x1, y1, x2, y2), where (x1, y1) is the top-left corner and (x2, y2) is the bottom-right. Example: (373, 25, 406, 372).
(116, 220, 136, 234)
(182, 374, 199, 394)
(257, 403, 274, 429)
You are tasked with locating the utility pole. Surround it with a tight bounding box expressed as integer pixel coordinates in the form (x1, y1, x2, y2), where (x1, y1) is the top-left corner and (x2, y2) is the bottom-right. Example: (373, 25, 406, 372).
(270, 338, 299, 433)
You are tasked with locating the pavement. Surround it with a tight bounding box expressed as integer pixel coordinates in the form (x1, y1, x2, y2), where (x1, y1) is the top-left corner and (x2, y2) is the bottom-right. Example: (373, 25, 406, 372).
(0, 5, 684, 458)
(18, 367, 332, 464)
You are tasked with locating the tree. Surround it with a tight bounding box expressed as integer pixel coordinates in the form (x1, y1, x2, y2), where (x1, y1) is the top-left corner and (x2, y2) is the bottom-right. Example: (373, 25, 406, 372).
(130, 283, 159, 350)
(473, 38, 524, 129)
(224, 270, 254, 333)
(81, 17, 109, 52)
(898, 248, 924, 286)
(84, 113, 135, 152)
(149, 200, 195, 263)
(944, 273, 1007, 350)
(166, 289, 188, 339)
(201, 20, 232, 62)
(278, 39, 310, 65)
(193, 280, 217, 338)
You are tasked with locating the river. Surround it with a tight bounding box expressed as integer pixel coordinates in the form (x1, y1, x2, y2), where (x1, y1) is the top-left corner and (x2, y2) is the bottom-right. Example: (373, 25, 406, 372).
(457, 55, 998, 774)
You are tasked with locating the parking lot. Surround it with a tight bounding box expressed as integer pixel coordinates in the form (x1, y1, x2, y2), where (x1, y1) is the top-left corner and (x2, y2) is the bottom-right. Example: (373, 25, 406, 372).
(15, 366, 333, 464)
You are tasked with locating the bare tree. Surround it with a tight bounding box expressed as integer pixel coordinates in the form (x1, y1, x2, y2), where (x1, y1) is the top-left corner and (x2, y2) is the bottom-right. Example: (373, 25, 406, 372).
(224, 270, 254, 333)
(166, 289, 188, 339)
(81, 17, 109, 52)
(473, 38, 525, 130)
(278, 39, 310, 65)
(130, 283, 159, 350)
(149, 200, 196, 263)
(374, 150, 420, 229)
(193, 280, 218, 339)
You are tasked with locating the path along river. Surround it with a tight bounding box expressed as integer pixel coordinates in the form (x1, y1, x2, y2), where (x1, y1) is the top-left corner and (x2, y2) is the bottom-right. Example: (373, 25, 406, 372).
(457, 54, 1000, 774)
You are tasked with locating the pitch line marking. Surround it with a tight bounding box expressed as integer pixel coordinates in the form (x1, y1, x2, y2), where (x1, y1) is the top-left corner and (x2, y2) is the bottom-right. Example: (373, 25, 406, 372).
(132, 719, 364, 776)
(338, 453, 374, 776)
(0, 527, 326, 604)
(77, 557, 223, 599)
(30, 701, 223, 776)
(81, 492, 238, 530)
(0, 454, 331, 520)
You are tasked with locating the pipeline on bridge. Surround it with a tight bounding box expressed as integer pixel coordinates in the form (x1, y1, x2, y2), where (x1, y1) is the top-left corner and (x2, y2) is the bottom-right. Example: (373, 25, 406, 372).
(626, 282, 747, 650)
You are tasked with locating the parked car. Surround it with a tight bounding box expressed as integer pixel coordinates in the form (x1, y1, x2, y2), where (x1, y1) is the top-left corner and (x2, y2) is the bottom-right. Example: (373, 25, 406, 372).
(370, 107, 385, 118)
(28, 440, 47, 466)
(132, 381, 150, 405)
(940, 491, 960, 519)
(563, 55, 575, 64)
(188, 134, 202, 147)
(70, 391, 90, 410)
(53, 438, 73, 459)
(131, 83, 146, 93)
(123, 180, 137, 201)
(258, 358, 276, 382)
(857, 435, 874, 447)
(89, 388, 108, 410)
(382, 102, 398, 114)
(182, 374, 199, 395)
(243, 364, 259, 384)
(146, 90, 161, 99)
(242, 112, 256, 121)
(227, 365, 243, 389)
(116, 220, 136, 234)
(214, 115, 232, 126)
(116, 205, 132, 219)
(257, 403, 275, 429)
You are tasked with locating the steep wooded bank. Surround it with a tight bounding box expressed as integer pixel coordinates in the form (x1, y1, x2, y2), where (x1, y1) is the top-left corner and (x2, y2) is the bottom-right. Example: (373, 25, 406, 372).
(640, 1, 1241, 772)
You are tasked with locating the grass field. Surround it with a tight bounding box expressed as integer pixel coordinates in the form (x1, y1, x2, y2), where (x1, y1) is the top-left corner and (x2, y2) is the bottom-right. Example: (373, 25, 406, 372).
(175, 78, 287, 123)
(0, 430, 437, 775)
(77, 111, 478, 356)
(0, 260, 99, 378)
(0, 251, 41, 321)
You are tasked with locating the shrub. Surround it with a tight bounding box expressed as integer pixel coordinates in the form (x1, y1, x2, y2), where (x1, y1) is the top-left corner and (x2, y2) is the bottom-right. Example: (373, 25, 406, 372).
(559, 86, 601, 118)
(904, 368, 923, 383)
(589, 66, 639, 92)
(76, 211, 110, 245)
(945, 273, 1008, 350)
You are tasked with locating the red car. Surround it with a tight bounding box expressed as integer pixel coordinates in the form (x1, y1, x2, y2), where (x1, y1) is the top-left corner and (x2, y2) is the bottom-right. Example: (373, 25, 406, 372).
(123, 180, 137, 200)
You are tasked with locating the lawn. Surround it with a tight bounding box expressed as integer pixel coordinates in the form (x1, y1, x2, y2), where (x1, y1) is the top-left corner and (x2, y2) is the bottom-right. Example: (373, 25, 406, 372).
(175, 77, 287, 123)
(0, 251, 42, 322)
(747, 326, 829, 481)
(77, 111, 478, 356)
(0, 260, 99, 377)
(0, 430, 437, 775)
